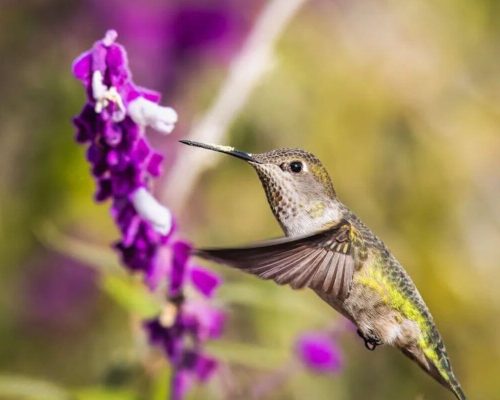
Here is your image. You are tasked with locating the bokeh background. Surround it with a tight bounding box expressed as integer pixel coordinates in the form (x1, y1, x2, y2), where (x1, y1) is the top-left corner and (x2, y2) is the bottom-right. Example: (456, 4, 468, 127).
(1, 0, 499, 399)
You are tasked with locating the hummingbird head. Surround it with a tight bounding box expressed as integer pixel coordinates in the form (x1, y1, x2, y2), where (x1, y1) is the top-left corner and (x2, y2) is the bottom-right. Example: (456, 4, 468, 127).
(181, 140, 343, 236)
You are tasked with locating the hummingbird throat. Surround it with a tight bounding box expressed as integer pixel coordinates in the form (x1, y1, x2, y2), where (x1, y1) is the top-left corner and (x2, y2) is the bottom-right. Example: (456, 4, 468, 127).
(255, 165, 343, 236)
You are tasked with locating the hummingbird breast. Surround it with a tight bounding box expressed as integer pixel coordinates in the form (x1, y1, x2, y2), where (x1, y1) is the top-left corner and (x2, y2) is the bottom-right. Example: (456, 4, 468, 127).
(316, 248, 423, 349)
(344, 266, 422, 347)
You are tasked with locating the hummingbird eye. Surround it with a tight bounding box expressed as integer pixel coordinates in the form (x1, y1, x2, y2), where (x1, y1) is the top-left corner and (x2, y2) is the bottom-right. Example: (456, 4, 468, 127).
(289, 161, 303, 173)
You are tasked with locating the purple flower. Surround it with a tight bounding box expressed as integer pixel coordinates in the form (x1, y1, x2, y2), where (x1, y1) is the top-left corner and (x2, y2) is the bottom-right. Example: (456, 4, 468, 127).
(143, 243, 224, 399)
(144, 315, 220, 399)
(73, 30, 177, 281)
(171, 352, 217, 400)
(184, 351, 218, 382)
(72, 31, 224, 400)
(169, 240, 191, 297)
(296, 332, 343, 373)
(190, 265, 222, 298)
(183, 300, 226, 341)
(144, 300, 224, 398)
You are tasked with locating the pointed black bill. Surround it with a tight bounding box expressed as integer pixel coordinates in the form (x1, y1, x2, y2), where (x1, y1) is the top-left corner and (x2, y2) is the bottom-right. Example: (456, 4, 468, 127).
(180, 140, 260, 163)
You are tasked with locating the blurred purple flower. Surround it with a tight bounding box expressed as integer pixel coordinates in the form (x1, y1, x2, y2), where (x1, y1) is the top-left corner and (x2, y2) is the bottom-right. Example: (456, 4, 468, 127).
(22, 255, 97, 332)
(144, 305, 223, 397)
(86, 0, 250, 89)
(170, 4, 244, 59)
(72, 31, 224, 400)
(183, 299, 226, 341)
(296, 332, 343, 373)
(144, 240, 224, 399)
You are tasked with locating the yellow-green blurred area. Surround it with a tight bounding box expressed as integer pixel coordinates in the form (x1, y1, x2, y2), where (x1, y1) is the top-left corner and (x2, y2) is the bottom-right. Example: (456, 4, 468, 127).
(0, 0, 499, 399)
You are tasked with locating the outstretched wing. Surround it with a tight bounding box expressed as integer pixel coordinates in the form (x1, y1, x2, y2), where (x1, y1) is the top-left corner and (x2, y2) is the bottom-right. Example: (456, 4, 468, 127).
(195, 220, 358, 300)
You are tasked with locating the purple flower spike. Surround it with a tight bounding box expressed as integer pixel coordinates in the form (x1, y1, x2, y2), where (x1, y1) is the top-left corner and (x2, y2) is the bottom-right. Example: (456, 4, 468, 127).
(296, 332, 343, 373)
(73, 31, 224, 400)
(73, 30, 176, 244)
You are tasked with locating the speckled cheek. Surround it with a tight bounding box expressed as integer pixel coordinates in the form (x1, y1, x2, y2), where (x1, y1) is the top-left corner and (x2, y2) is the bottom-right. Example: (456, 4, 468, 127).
(255, 166, 298, 223)
(274, 177, 298, 221)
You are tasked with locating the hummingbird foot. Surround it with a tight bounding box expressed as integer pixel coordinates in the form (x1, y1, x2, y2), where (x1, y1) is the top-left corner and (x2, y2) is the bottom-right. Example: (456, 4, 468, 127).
(357, 329, 382, 351)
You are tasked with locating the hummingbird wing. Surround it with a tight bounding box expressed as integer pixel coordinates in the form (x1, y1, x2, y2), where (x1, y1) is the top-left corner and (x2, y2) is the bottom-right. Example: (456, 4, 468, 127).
(195, 220, 356, 300)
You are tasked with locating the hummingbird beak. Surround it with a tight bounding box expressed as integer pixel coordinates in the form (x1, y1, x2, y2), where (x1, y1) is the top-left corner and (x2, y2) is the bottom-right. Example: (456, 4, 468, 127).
(180, 140, 260, 163)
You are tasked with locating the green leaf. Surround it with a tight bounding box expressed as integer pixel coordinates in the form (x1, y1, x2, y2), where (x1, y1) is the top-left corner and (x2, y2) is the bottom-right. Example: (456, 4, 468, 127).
(206, 340, 288, 370)
(219, 281, 325, 321)
(0, 374, 70, 400)
(100, 275, 161, 318)
(74, 387, 137, 400)
(36, 222, 121, 274)
(151, 366, 171, 400)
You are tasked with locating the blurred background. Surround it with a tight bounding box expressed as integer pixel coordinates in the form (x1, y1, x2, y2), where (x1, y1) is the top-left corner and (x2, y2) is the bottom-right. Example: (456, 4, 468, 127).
(0, 0, 499, 399)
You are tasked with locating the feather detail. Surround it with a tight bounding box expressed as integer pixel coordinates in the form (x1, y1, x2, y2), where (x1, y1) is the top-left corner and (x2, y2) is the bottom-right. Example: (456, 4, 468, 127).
(195, 220, 357, 301)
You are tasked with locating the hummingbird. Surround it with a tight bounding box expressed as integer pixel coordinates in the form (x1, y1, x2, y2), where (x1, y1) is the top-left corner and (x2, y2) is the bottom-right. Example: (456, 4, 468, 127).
(180, 140, 466, 400)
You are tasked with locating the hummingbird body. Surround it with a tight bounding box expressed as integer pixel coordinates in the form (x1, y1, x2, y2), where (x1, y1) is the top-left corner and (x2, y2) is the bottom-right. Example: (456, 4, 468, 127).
(181, 140, 466, 400)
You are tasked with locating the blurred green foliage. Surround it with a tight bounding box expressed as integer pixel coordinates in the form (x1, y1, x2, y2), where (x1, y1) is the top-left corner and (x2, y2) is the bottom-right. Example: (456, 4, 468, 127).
(0, 0, 499, 399)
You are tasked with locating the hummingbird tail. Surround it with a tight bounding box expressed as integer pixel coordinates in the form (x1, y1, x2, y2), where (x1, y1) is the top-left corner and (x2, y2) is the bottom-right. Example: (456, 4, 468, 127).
(449, 383, 467, 400)
(401, 347, 467, 400)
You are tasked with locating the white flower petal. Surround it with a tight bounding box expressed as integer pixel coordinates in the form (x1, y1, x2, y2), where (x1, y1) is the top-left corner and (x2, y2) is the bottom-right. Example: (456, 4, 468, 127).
(91, 71, 126, 120)
(92, 71, 107, 105)
(128, 97, 178, 134)
(131, 187, 172, 235)
(102, 30, 118, 47)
